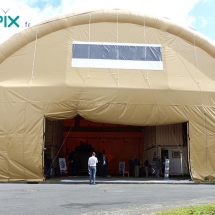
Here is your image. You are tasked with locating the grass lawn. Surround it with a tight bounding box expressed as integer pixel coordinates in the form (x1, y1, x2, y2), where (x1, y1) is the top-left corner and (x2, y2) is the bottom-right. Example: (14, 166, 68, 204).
(154, 203, 215, 215)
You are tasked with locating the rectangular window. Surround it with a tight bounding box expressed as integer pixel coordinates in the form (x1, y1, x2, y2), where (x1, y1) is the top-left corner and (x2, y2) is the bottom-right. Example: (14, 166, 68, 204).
(71, 41, 163, 70)
(172, 151, 181, 158)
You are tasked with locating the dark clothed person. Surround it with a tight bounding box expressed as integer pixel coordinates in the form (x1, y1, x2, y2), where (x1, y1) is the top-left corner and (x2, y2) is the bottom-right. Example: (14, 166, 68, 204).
(155, 156, 161, 178)
(129, 157, 134, 176)
(45, 155, 52, 179)
(102, 154, 108, 177)
(144, 157, 149, 177)
(134, 157, 140, 177)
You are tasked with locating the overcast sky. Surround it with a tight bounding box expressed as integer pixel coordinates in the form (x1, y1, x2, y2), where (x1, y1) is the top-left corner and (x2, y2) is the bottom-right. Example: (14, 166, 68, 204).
(0, 0, 215, 45)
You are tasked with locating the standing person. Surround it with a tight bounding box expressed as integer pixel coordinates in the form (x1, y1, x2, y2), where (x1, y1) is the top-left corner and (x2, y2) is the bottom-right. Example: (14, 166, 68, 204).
(88, 152, 98, 185)
(44, 154, 52, 179)
(129, 157, 134, 177)
(144, 157, 149, 177)
(155, 155, 161, 178)
(162, 155, 167, 176)
(134, 156, 140, 177)
(102, 154, 108, 177)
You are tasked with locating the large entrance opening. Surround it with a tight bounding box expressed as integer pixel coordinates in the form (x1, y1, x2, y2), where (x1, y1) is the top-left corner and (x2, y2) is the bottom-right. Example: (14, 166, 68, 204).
(43, 116, 190, 179)
(44, 116, 144, 177)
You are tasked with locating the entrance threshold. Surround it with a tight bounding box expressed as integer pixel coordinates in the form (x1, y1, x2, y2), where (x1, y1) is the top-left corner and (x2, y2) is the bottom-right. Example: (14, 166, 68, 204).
(44, 176, 193, 184)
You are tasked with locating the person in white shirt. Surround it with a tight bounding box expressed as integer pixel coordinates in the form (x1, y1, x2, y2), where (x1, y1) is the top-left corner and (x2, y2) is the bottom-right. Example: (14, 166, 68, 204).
(88, 152, 98, 185)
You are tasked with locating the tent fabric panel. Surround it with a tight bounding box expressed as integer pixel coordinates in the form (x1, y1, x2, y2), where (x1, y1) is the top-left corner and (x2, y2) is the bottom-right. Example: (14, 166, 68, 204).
(7, 133, 43, 180)
(189, 122, 208, 180)
(202, 109, 215, 179)
(0, 134, 9, 179)
(117, 88, 155, 104)
(44, 101, 81, 120)
(32, 31, 68, 81)
(78, 103, 188, 126)
(0, 102, 26, 133)
(207, 144, 215, 179)
(0, 42, 35, 82)
(66, 68, 122, 89)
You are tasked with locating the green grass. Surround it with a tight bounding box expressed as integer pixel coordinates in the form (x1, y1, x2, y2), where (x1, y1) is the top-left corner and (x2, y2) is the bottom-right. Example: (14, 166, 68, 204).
(154, 203, 215, 215)
(199, 180, 215, 183)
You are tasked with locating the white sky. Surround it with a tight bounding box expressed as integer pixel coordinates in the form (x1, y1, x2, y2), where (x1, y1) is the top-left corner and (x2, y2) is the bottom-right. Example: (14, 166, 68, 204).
(0, 0, 215, 45)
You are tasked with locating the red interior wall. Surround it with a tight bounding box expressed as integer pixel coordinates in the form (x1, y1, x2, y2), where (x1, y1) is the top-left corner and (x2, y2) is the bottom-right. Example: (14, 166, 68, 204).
(62, 118, 144, 175)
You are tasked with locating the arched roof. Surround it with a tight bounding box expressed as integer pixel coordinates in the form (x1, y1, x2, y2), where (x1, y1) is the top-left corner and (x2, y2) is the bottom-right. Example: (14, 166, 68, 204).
(0, 9, 215, 64)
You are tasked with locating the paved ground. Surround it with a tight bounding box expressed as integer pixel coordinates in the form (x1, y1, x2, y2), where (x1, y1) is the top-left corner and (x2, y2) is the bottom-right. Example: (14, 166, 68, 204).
(59, 175, 193, 184)
(1, 176, 215, 215)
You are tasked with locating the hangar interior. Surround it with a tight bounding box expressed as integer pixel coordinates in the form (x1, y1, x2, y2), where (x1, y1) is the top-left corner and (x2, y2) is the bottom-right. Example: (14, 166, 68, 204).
(44, 117, 190, 178)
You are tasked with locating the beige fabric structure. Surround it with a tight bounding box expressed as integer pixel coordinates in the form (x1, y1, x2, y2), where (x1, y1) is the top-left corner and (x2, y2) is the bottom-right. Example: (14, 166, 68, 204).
(0, 9, 215, 181)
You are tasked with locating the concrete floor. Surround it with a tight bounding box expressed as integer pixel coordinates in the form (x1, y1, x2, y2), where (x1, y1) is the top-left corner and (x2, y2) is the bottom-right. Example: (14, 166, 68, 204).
(43, 175, 195, 184)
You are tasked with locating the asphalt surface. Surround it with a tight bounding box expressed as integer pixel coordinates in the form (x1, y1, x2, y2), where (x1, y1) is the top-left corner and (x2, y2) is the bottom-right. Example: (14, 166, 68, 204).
(59, 176, 194, 184)
(0, 182, 215, 215)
